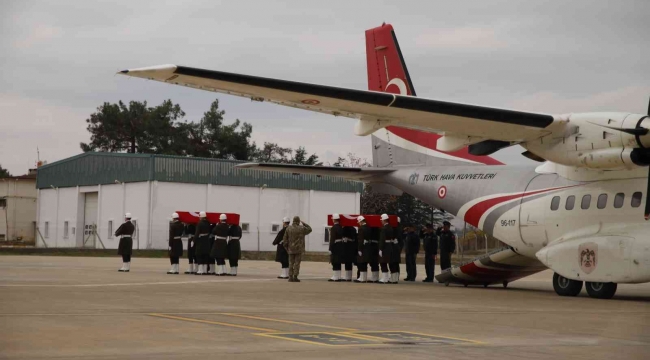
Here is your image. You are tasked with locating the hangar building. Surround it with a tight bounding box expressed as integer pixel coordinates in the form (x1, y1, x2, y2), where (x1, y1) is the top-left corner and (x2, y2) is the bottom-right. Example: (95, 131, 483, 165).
(36, 153, 361, 252)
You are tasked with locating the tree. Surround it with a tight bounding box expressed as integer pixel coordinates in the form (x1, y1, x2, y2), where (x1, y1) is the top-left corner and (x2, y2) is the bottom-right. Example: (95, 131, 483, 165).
(252, 143, 321, 165)
(80, 100, 184, 154)
(0, 164, 11, 178)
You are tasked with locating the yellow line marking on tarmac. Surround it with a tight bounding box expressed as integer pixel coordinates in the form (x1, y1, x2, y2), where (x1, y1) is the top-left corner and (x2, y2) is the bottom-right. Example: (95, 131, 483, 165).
(255, 332, 388, 347)
(218, 313, 358, 331)
(148, 313, 277, 332)
(339, 330, 485, 345)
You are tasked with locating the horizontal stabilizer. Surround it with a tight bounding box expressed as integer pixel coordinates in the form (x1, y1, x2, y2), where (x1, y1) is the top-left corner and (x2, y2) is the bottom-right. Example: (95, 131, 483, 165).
(436, 247, 546, 286)
(235, 163, 395, 181)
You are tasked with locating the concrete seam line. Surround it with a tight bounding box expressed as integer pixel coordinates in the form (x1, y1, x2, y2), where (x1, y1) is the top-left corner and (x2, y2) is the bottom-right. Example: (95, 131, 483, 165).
(218, 313, 358, 331)
(148, 313, 277, 332)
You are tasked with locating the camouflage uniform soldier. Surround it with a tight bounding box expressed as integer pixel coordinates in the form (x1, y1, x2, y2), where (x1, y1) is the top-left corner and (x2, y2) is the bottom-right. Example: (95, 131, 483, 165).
(282, 216, 312, 282)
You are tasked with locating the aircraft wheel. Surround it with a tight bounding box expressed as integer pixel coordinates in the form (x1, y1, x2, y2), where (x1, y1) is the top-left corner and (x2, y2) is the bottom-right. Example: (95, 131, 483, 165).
(553, 273, 583, 296)
(483, 283, 489, 288)
(464, 283, 468, 287)
(444, 281, 450, 287)
(502, 281, 508, 288)
(585, 282, 617, 299)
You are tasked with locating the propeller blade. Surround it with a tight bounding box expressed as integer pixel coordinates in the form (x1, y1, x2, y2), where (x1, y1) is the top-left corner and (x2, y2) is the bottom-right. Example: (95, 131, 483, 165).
(647, 96, 649, 115)
(645, 166, 650, 220)
(589, 122, 649, 136)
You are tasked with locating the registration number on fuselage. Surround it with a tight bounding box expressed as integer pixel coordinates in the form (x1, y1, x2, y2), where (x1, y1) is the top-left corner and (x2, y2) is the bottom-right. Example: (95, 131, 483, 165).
(500, 220, 517, 227)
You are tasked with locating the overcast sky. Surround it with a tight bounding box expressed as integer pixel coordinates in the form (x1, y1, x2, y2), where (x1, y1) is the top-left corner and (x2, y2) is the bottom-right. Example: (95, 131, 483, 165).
(1, 0, 649, 175)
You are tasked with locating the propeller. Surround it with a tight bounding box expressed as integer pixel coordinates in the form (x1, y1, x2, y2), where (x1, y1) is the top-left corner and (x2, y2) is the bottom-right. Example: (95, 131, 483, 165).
(645, 97, 650, 220)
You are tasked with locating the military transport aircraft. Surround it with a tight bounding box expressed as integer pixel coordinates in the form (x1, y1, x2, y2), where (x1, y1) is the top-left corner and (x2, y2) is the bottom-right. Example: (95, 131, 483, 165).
(119, 24, 650, 299)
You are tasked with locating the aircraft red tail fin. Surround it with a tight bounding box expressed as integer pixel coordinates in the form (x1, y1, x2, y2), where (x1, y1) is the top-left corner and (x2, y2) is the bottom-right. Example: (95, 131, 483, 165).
(365, 23, 416, 96)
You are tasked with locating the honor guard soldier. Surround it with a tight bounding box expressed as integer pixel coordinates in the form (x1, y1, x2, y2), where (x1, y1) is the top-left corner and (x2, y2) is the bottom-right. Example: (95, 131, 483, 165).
(379, 214, 400, 284)
(282, 216, 312, 282)
(167, 213, 184, 274)
(194, 212, 211, 275)
(328, 214, 344, 282)
(438, 221, 456, 271)
(115, 213, 135, 272)
(211, 214, 230, 276)
(184, 222, 197, 274)
(422, 223, 438, 282)
(368, 226, 381, 282)
(395, 217, 404, 280)
(272, 217, 290, 279)
(354, 216, 371, 283)
(227, 222, 242, 276)
(207, 223, 216, 275)
(404, 225, 420, 281)
(342, 224, 357, 282)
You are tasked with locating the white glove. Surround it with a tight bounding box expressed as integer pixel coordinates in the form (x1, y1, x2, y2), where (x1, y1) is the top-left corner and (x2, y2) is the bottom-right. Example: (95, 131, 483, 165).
(358, 251, 362, 257)
(379, 250, 383, 257)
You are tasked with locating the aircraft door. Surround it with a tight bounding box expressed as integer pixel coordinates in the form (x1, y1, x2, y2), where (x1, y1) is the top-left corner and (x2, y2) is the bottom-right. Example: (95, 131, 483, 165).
(518, 175, 552, 253)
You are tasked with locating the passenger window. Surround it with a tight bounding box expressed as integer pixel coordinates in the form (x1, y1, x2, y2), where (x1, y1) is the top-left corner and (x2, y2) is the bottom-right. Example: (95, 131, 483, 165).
(581, 194, 591, 209)
(597, 194, 608, 209)
(631, 192, 642, 208)
(614, 193, 625, 208)
(565, 195, 575, 210)
(550, 196, 560, 211)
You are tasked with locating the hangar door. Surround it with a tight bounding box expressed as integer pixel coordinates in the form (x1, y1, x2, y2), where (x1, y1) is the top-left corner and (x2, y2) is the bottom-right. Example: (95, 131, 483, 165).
(83, 192, 98, 248)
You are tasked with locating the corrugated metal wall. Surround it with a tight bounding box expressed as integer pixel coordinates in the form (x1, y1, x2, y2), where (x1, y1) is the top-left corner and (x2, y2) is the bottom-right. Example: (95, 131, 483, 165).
(37, 153, 363, 193)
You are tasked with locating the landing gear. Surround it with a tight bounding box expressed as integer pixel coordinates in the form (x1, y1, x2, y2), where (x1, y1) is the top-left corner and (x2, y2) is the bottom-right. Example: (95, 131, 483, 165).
(502, 280, 508, 289)
(585, 282, 617, 299)
(553, 273, 583, 296)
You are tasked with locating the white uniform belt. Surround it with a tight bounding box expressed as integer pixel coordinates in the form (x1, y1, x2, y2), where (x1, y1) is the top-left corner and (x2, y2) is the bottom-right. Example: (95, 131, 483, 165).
(364, 240, 378, 244)
(334, 239, 344, 243)
(342, 237, 353, 242)
(199, 233, 209, 236)
(173, 236, 181, 239)
(216, 236, 227, 240)
(230, 237, 240, 240)
(385, 239, 398, 244)
(120, 235, 132, 239)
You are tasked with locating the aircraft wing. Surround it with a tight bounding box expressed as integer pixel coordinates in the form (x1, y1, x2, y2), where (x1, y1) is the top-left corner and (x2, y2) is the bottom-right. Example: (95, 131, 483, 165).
(118, 65, 558, 143)
(236, 162, 395, 181)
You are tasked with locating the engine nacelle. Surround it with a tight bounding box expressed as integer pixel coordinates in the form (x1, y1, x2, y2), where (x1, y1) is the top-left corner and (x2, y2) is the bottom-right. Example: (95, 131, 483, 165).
(536, 236, 650, 283)
(523, 112, 650, 170)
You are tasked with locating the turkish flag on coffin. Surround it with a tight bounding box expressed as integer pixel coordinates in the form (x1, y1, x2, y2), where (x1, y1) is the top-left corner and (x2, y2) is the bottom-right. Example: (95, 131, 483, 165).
(176, 211, 240, 225)
(327, 214, 398, 228)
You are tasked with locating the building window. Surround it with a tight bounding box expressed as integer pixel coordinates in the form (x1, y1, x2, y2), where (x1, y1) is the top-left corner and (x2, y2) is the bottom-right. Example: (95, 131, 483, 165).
(631, 192, 642, 208)
(108, 221, 113, 239)
(581, 195, 591, 210)
(63, 221, 69, 239)
(597, 194, 608, 209)
(271, 223, 280, 233)
(241, 223, 250, 232)
(0, 198, 6, 208)
(614, 193, 625, 208)
(565, 195, 575, 210)
(324, 226, 331, 244)
(550, 196, 560, 211)
(44, 222, 49, 238)
(72, 227, 75, 235)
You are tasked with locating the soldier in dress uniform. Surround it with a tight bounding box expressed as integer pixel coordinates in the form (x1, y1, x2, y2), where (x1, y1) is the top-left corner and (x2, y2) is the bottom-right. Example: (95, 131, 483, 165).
(394, 217, 404, 281)
(438, 221, 456, 271)
(422, 223, 438, 282)
(328, 214, 344, 282)
(194, 211, 211, 275)
(184, 222, 197, 274)
(342, 224, 357, 282)
(207, 222, 216, 275)
(115, 213, 135, 272)
(282, 216, 312, 282)
(368, 226, 381, 283)
(211, 214, 230, 276)
(227, 222, 242, 276)
(167, 213, 184, 274)
(403, 225, 420, 281)
(379, 214, 397, 284)
(354, 216, 371, 283)
(272, 217, 290, 279)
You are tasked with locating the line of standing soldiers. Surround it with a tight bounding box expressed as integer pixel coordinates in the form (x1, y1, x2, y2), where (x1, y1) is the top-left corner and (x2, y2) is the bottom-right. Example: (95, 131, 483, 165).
(166, 211, 242, 276)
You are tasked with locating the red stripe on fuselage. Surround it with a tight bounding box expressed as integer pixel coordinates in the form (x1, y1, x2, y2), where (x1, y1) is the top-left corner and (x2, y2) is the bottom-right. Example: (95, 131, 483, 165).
(463, 186, 574, 227)
(386, 126, 504, 165)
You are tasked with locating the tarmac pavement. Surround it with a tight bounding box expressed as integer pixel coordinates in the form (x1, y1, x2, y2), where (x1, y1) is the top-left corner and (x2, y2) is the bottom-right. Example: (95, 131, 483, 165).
(0, 256, 648, 359)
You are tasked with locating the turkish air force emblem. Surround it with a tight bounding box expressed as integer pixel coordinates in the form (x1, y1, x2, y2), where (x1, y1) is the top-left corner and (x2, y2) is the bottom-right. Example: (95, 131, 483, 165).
(408, 172, 419, 185)
(579, 242, 598, 274)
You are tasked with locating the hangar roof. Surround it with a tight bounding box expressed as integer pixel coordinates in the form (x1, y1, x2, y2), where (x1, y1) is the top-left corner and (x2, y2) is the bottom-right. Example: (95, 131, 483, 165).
(36, 152, 363, 193)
